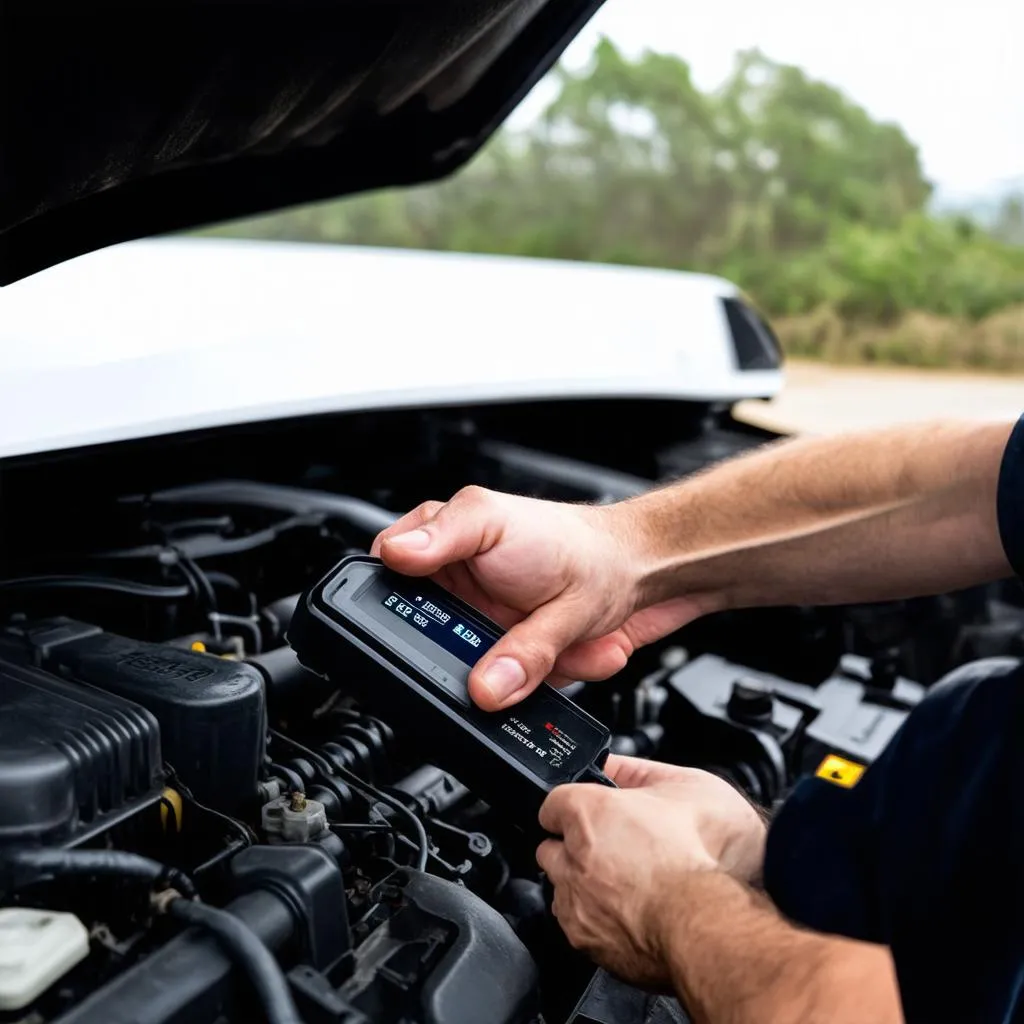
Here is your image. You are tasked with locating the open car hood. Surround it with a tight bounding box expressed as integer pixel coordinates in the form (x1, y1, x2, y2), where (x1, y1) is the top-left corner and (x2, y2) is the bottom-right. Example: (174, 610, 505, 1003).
(0, 0, 603, 285)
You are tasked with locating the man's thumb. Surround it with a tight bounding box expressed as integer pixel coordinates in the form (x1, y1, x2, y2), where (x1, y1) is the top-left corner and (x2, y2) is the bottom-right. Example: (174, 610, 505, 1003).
(469, 600, 583, 710)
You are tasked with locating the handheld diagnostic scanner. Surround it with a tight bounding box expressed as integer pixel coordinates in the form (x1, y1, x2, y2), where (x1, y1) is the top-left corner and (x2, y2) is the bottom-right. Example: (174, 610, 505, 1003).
(288, 556, 615, 823)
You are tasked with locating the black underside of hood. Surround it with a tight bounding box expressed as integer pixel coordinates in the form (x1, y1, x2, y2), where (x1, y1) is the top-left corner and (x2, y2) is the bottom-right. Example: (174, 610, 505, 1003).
(0, 1, 603, 285)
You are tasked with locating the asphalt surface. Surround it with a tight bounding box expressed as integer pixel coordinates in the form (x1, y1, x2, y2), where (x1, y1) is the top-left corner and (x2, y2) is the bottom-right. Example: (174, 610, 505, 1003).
(736, 361, 1024, 435)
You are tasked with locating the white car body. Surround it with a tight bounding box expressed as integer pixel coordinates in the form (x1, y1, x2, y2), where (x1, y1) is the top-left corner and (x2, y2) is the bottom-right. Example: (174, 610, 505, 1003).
(0, 237, 782, 461)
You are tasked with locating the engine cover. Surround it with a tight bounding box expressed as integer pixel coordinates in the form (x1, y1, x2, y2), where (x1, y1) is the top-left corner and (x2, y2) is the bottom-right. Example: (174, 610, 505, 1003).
(0, 657, 162, 847)
(7, 619, 266, 816)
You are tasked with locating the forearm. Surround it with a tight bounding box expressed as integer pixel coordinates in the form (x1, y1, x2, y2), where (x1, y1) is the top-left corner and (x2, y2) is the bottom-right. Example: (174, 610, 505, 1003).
(626, 419, 1013, 611)
(662, 872, 902, 1024)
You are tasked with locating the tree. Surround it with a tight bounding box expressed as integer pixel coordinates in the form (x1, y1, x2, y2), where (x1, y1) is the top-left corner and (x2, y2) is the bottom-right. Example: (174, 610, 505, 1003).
(201, 40, 1021, 329)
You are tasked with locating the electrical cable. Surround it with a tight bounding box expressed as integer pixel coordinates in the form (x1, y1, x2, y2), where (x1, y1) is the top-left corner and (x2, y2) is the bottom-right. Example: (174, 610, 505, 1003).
(164, 766, 259, 846)
(268, 730, 335, 777)
(174, 550, 222, 640)
(159, 795, 180, 835)
(267, 762, 306, 794)
(270, 729, 429, 872)
(164, 897, 302, 1024)
(0, 575, 192, 600)
(203, 570, 246, 593)
(209, 612, 262, 654)
(329, 822, 398, 834)
(192, 839, 249, 878)
(2, 848, 197, 900)
(115, 514, 326, 562)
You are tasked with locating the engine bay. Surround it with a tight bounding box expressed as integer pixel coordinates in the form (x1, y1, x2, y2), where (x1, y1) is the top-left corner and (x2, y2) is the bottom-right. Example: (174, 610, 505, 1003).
(0, 397, 1021, 1024)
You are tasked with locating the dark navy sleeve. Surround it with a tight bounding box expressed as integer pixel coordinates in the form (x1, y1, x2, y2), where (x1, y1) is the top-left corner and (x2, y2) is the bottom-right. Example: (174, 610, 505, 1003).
(763, 657, 1024, 1024)
(997, 413, 1024, 578)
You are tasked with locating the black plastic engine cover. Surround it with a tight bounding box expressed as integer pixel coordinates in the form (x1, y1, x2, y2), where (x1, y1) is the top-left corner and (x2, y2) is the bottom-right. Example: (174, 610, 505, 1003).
(300, 869, 541, 1024)
(0, 656, 162, 847)
(10, 619, 266, 815)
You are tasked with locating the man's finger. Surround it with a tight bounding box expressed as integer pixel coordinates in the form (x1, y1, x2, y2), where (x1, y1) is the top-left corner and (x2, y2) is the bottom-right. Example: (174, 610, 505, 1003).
(468, 597, 589, 710)
(378, 487, 503, 577)
(602, 754, 660, 788)
(553, 633, 632, 682)
(603, 753, 701, 789)
(536, 838, 568, 879)
(370, 501, 443, 558)
(538, 782, 589, 837)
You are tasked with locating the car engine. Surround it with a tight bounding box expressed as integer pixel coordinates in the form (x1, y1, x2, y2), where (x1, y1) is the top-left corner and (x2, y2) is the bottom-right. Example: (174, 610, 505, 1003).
(0, 398, 1020, 1023)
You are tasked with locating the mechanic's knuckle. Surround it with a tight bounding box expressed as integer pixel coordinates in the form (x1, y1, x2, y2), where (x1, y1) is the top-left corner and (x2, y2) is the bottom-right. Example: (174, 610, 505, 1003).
(453, 484, 491, 510)
(408, 499, 438, 520)
(572, 823, 600, 868)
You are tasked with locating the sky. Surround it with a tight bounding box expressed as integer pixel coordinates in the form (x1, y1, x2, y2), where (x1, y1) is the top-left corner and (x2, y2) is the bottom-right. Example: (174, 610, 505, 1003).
(511, 0, 1023, 202)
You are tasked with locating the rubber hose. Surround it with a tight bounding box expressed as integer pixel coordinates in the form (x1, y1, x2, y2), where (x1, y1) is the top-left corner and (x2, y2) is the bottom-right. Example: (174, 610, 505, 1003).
(167, 898, 302, 1024)
(3, 848, 197, 899)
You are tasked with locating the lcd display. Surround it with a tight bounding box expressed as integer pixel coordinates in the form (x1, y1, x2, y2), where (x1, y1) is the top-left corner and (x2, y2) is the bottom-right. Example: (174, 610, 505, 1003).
(380, 589, 498, 667)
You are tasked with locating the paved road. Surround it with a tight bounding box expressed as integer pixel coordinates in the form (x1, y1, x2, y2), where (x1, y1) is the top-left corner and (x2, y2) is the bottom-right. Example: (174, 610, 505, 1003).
(736, 361, 1024, 435)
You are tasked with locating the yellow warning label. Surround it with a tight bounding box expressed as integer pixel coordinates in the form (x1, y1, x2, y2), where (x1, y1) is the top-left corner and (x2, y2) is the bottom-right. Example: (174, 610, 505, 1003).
(815, 754, 865, 789)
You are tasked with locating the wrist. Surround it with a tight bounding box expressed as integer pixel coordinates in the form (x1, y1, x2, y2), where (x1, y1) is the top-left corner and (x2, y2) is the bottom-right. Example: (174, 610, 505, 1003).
(645, 867, 716, 967)
(606, 486, 734, 615)
(596, 496, 668, 605)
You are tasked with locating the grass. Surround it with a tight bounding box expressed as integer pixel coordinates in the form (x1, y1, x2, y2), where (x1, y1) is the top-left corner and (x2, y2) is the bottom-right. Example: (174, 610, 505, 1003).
(775, 305, 1024, 372)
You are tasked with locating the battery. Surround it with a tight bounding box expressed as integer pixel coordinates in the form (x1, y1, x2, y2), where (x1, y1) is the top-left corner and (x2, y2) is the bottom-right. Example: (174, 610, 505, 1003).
(288, 556, 614, 824)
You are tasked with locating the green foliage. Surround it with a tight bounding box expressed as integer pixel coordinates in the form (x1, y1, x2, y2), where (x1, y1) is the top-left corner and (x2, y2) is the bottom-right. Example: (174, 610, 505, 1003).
(775, 305, 1024, 372)
(993, 194, 1024, 247)
(201, 40, 1023, 362)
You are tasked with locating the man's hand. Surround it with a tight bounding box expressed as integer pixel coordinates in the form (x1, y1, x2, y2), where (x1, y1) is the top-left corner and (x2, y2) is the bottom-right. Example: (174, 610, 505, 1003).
(536, 756, 903, 1023)
(535, 755, 767, 988)
(371, 488, 713, 709)
(373, 420, 1012, 711)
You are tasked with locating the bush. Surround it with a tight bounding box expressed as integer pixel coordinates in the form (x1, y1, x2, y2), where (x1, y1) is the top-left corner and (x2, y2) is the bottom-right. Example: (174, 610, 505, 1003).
(775, 304, 1024, 371)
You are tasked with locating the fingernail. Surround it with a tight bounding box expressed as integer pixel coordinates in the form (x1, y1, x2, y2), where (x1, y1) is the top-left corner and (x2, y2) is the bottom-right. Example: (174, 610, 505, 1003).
(387, 529, 431, 551)
(481, 657, 527, 703)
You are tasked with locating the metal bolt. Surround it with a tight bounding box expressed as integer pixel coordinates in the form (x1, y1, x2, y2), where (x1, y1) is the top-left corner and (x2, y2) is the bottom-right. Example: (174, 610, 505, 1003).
(289, 791, 307, 812)
(468, 833, 491, 855)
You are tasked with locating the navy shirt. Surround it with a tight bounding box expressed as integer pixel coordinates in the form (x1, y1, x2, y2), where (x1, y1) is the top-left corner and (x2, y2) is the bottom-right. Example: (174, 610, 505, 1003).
(764, 415, 1024, 1024)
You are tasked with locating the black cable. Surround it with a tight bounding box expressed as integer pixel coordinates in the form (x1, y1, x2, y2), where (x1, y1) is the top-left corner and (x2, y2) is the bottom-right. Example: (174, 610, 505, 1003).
(174, 551, 221, 640)
(268, 730, 335, 777)
(270, 730, 429, 872)
(209, 612, 263, 654)
(581, 764, 618, 788)
(193, 839, 249, 878)
(165, 767, 259, 846)
(0, 575, 191, 600)
(267, 762, 306, 794)
(359, 788, 428, 873)
(203, 570, 245, 593)
(175, 556, 264, 652)
(115, 514, 326, 561)
(329, 822, 398, 834)
(2, 848, 197, 900)
(180, 553, 218, 616)
(159, 796, 180, 835)
(165, 897, 302, 1024)
(184, 793, 258, 847)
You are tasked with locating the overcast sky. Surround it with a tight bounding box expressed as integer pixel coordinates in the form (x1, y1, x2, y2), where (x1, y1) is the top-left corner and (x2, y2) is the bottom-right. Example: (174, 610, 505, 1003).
(512, 0, 1023, 201)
